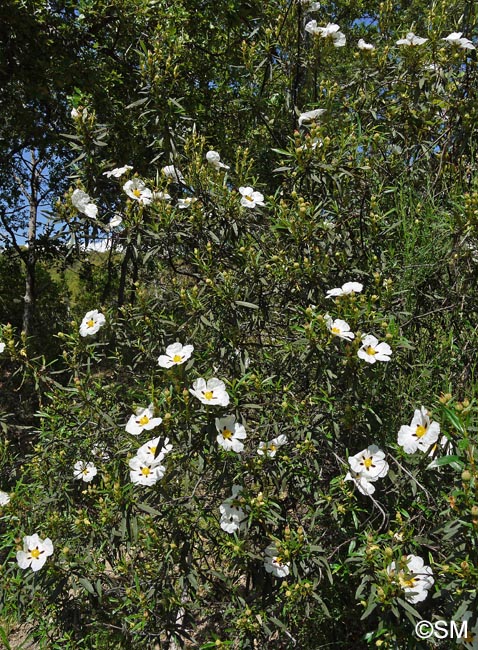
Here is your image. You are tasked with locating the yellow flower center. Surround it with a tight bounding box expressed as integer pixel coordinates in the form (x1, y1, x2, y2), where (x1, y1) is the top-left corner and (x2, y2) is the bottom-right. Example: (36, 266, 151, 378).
(268, 444, 277, 452)
(149, 446, 157, 456)
(363, 457, 373, 469)
(87, 319, 95, 328)
(222, 428, 233, 439)
(331, 326, 341, 335)
(30, 548, 41, 559)
(245, 195, 253, 202)
(366, 346, 377, 355)
(204, 390, 214, 400)
(399, 575, 416, 589)
(415, 425, 427, 438)
(82, 468, 89, 475)
(133, 189, 142, 198)
(173, 354, 183, 363)
(139, 415, 150, 426)
(141, 467, 151, 476)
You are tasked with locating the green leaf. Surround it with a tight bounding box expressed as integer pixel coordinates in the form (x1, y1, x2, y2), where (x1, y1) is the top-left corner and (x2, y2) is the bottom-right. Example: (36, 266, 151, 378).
(234, 300, 259, 310)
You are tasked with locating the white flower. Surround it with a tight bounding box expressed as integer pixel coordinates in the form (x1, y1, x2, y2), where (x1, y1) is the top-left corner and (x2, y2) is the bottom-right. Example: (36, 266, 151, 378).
(257, 434, 288, 458)
(190, 378, 230, 406)
(0, 490, 10, 506)
(16, 534, 54, 572)
(396, 32, 428, 47)
(324, 314, 355, 340)
(123, 179, 153, 205)
(358, 335, 392, 363)
(206, 150, 230, 170)
(107, 215, 123, 229)
(152, 191, 172, 201)
(358, 38, 375, 50)
(125, 404, 163, 436)
(0, 341, 5, 353)
(71, 107, 79, 119)
(298, 108, 326, 127)
(103, 165, 133, 178)
(177, 197, 197, 209)
(79, 309, 106, 337)
(136, 435, 172, 464)
(326, 281, 363, 298)
(348, 445, 389, 480)
(345, 469, 376, 495)
(215, 416, 247, 453)
(427, 434, 453, 458)
(239, 186, 265, 209)
(73, 461, 97, 483)
(129, 455, 165, 486)
(397, 406, 440, 454)
(264, 543, 290, 578)
(72, 189, 98, 219)
(158, 342, 194, 368)
(305, 21, 346, 47)
(442, 32, 475, 50)
(219, 501, 247, 534)
(301, 0, 320, 7)
(162, 165, 185, 183)
(387, 554, 434, 604)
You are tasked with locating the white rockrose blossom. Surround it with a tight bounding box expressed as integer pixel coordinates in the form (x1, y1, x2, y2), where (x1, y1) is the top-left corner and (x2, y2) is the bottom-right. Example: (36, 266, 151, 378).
(162, 165, 185, 183)
(298, 108, 326, 127)
(326, 281, 363, 298)
(125, 404, 163, 436)
(397, 406, 440, 454)
(71, 107, 80, 119)
(79, 309, 106, 337)
(219, 501, 248, 533)
(137, 435, 172, 464)
(239, 186, 265, 209)
(158, 342, 194, 368)
(387, 554, 434, 604)
(190, 378, 230, 406)
(0, 490, 10, 506)
(324, 314, 355, 340)
(345, 469, 376, 496)
(129, 455, 165, 486)
(0, 341, 5, 353)
(152, 190, 172, 201)
(305, 21, 346, 47)
(123, 178, 153, 205)
(358, 38, 375, 50)
(357, 335, 392, 363)
(103, 165, 133, 178)
(72, 189, 98, 219)
(206, 150, 230, 170)
(73, 461, 97, 483)
(257, 434, 288, 458)
(348, 445, 389, 481)
(442, 32, 475, 50)
(215, 415, 247, 453)
(396, 32, 428, 46)
(177, 197, 197, 209)
(17, 534, 54, 572)
(107, 214, 123, 229)
(264, 543, 290, 578)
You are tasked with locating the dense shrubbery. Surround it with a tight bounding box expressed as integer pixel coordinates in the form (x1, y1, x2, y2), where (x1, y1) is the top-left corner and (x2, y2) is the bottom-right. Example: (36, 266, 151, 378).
(1, 0, 478, 648)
